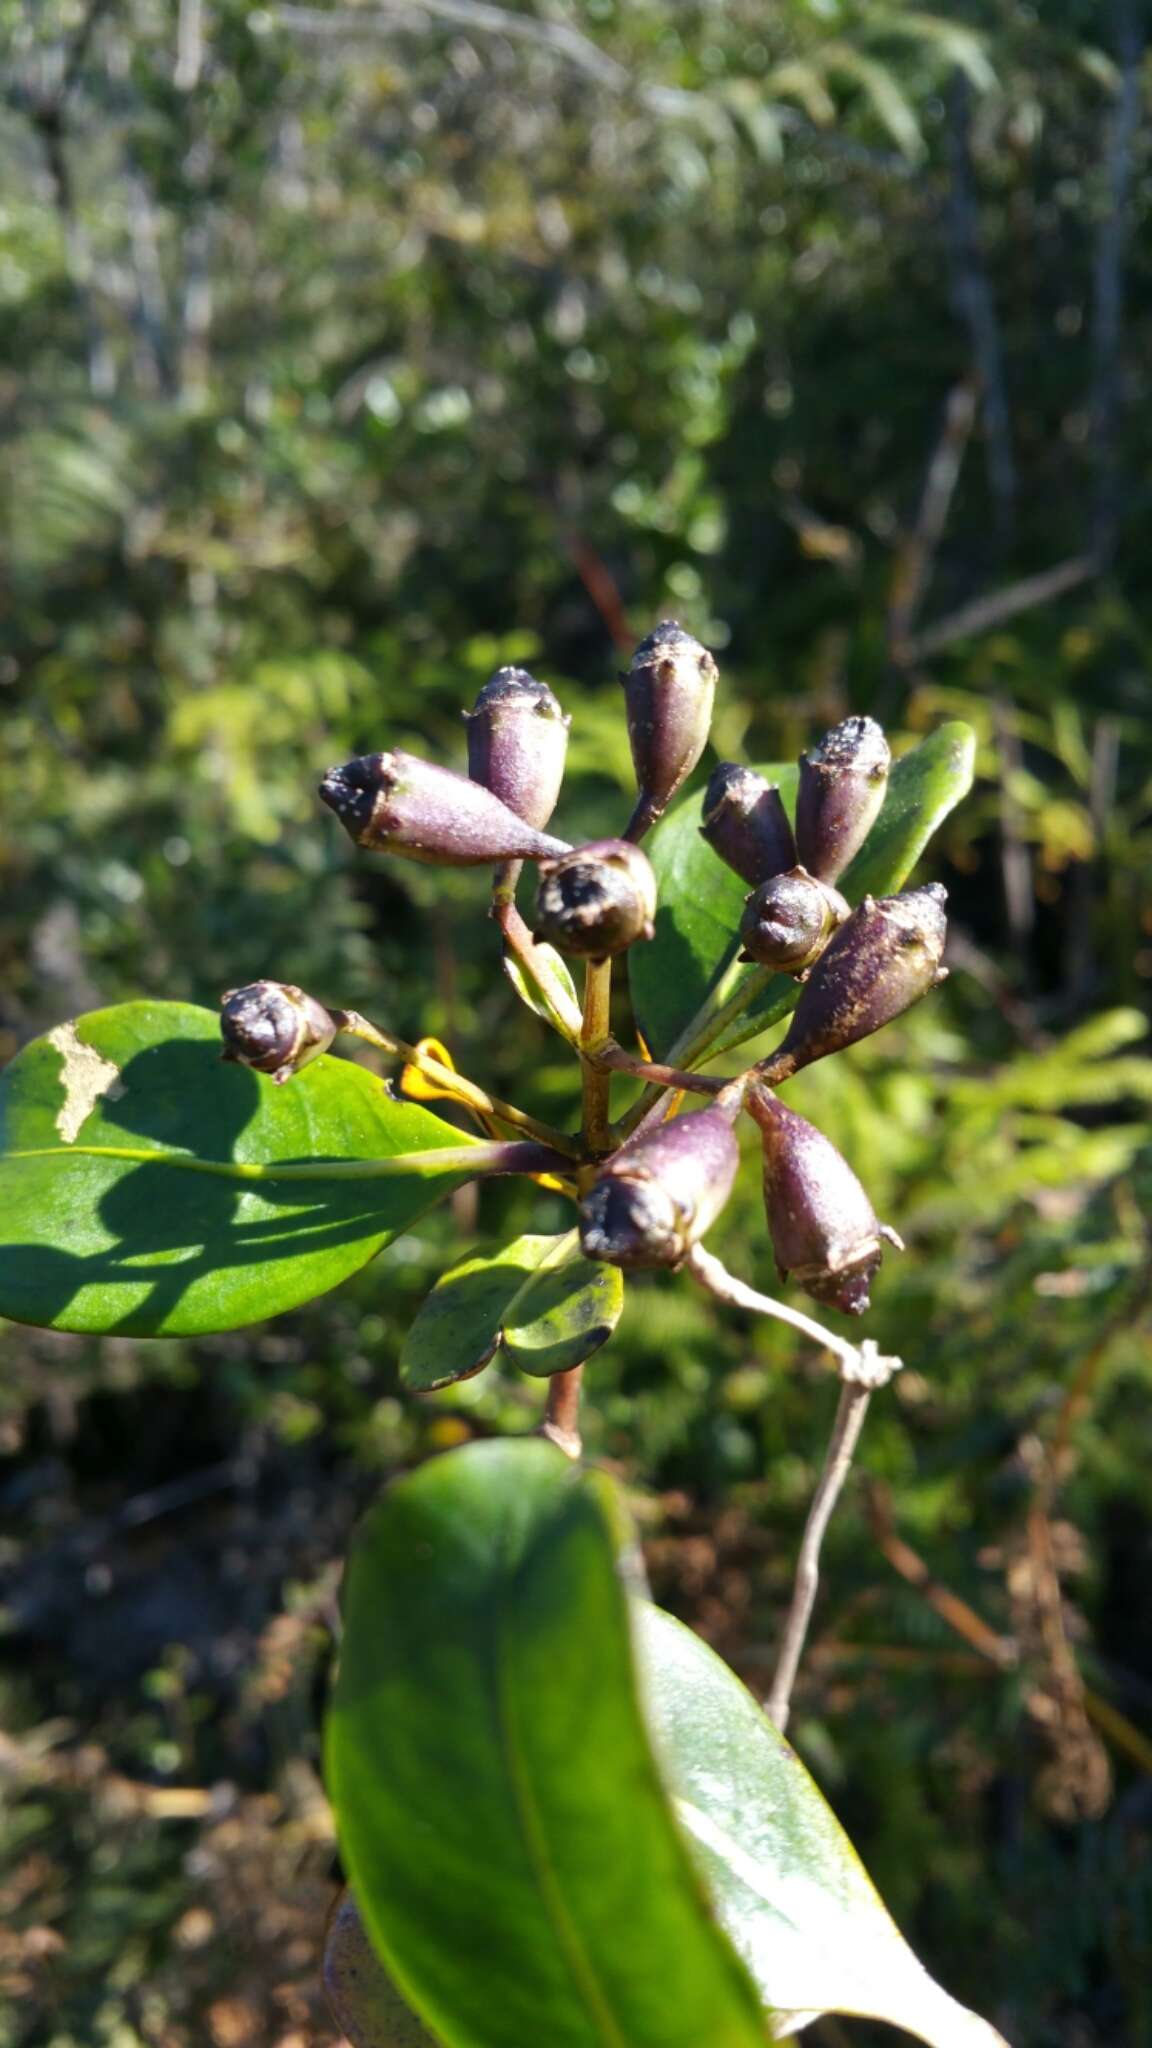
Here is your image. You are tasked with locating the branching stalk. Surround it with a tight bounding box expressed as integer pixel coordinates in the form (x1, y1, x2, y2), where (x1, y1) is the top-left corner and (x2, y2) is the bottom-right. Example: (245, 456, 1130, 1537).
(335, 1008, 579, 1157)
(767, 1382, 872, 1732)
(687, 1246, 901, 1386)
(687, 1244, 902, 1731)
(591, 1041, 729, 1097)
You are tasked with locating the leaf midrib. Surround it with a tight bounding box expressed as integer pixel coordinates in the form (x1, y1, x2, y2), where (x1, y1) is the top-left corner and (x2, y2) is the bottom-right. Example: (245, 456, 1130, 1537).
(491, 1561, 630, 2048)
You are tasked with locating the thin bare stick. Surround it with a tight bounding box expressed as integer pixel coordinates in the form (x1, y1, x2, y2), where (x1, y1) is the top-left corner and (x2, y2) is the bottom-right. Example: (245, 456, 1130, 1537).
(688, 1244, 901, 1730)
(903, 555, 1094, 664)
(269, 2, 702, 117)
(687, 1245, 901, 1388)
(768, 1384, 872, 1732)
(1090, 0, 1144, 563)
(888, 378, 978, 663)
(946, 69, 1016, 550)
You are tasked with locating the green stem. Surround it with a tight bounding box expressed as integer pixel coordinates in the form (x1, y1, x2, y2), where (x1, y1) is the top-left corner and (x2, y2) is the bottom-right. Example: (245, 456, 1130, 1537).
(336, 1009, 579, 1157)
(616, 959, 772, 1141)
(9, 1141, 568, 1183)
(579, 958, 614, 1156)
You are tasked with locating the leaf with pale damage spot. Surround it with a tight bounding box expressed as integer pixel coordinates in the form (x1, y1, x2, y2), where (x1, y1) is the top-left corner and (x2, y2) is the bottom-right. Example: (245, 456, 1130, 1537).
(0, 1001, 479, 1335)
(48, 1021, 124, 1141)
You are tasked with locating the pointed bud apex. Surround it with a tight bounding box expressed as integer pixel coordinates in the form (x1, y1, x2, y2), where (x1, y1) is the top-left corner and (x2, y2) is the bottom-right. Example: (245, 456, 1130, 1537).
(319, 749, 570, 866)
(533, 838, 657, 961)
(220, 980, 337, 1084)
(738, 867, 849, 975)
(579, 1103, 739, 1270)
(621, 619, 718, 839)
(464, 665, 571, 830)
(766, 885, 948, 1080)
(747, 1085, 903, 1315)
(700, 762, 797, 886)
(795, 715, 890, 882)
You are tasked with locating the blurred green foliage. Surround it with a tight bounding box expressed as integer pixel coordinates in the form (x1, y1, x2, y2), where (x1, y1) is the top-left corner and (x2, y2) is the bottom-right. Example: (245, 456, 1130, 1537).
(1, 2, 1151, 2044)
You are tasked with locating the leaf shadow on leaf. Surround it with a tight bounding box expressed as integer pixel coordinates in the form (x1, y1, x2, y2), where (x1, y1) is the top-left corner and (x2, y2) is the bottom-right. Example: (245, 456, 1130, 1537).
(3, 1037, 461, 1335)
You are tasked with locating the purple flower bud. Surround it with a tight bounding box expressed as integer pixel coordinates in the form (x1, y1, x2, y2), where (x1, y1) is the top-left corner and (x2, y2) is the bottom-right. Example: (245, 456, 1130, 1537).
(464, 665, 571, 831)
(579, 1103, 739, 1270)
(747, 1085, 903, 1316)
(533, 838, 657, 961)
(699, 762, 797, 886)
(621, 620, 718, 840)
(738, 867, 849, 976)
(319, 750, 570, 866)
(795, 716, 890, 883)
(220, 980, 337, 1085)
(763, 884, 948, 1082)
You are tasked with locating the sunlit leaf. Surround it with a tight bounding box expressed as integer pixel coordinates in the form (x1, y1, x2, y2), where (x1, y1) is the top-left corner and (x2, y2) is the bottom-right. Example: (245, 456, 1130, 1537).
(502, 939, 583, 1044)
(400, 1232, 622, 1389)
(636, 1604, 1008, 2048)
(0, 1002, 478, 1336)
(326, 1440, 768, 2048)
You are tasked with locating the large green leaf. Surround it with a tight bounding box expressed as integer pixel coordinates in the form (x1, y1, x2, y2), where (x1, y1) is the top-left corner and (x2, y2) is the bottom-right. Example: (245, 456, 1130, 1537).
(400, 1232, 622, 1389)
(0, 1002, 479, 1337)
(324, 1890, 445, 2047)
(635, 1605, 1008, 2048)
(326, 1439, 767, 2048)
(630, 723, 975, 1060)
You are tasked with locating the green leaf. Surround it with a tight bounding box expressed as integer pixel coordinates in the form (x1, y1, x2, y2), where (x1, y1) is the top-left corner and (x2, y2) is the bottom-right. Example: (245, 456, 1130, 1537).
(503, 1233, 624, 1378)
(400, 1232, 623, 1389)
(0, 1001, 479, 1337)
(630, 723, 975, 1061)
(635, 1604, 1007, 2048)
(324, 1890, 445, 2048)
(326, 1439, 767, 2048)
(502, 940, 583, 1045)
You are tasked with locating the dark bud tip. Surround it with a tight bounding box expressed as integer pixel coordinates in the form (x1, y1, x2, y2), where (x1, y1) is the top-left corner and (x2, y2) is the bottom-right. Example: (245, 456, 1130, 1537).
(579, 1176, 683, 1269)
(533, 838, 657, 960)
(467, 665, 568, 724)
(220, 980, 337, 1082)
(318, 752, 394, 842)
(700, 762, 798, 887)
(804, 714, 889, 779)
(738, 867, 848, 976)
(578, 1105, 740, 1270)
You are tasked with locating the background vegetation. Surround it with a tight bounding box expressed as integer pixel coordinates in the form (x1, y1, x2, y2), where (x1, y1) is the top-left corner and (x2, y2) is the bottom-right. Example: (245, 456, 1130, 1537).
(1, 2, 1151, 2043)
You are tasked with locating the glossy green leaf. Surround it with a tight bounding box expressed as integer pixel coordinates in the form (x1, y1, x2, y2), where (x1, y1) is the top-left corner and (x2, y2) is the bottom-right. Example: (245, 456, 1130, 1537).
(502, 939, 583, 1045)
(630, 723, 975, 1060)
(0, 1001, 479, 1337)
(326, 1439, 767, 2048)
(324, 1890, 445, 2048)
(400, 1232, 622, 1389)
(635, 1604, 1008, 2048)
(503, 1232, 624, 1378)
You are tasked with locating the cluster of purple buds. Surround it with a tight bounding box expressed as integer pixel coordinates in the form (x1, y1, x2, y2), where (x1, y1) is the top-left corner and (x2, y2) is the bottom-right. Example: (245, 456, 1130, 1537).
(305, 644, 953, 1321)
